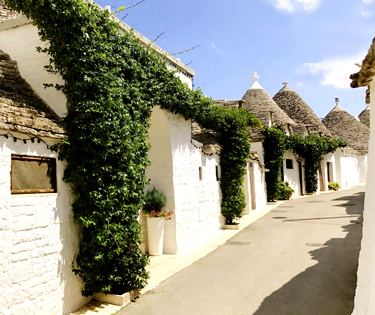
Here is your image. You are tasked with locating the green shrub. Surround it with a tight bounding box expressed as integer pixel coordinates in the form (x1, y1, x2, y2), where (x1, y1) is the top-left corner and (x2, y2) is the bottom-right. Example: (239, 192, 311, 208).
(277, 182, 295, 200)
(143, 188, 166, 213)
(4, 0, 260, 296)
(262, 126, 287, 202)
(328, 182, 340, 191)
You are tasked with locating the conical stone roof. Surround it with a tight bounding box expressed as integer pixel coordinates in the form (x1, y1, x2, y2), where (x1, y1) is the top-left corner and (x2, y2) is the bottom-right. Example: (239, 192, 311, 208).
(273, 83, 331, 137)
(0, 50, 65, 138)
(241, 74, 296, 129)
(358, 106, 370, 128)
(322, 104, 369, 154)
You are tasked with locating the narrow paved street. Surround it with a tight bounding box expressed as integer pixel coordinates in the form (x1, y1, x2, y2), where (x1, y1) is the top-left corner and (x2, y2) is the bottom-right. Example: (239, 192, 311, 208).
(121, 186, 364, 315)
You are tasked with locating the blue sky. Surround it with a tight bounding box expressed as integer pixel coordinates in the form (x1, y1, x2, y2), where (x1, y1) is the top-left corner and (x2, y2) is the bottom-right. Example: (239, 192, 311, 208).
(95, 0, 375, 118)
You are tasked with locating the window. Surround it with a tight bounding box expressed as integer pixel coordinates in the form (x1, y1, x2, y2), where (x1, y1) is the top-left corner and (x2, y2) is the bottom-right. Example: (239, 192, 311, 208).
(286, 159, 293, 169)
(215, 165, 220, 181)
(199, 167, 203, 181)
(11, 155, 57, 194)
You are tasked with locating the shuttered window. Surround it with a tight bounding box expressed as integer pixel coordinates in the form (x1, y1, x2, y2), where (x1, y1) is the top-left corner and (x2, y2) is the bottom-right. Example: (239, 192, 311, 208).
(11, 155, 57, 194)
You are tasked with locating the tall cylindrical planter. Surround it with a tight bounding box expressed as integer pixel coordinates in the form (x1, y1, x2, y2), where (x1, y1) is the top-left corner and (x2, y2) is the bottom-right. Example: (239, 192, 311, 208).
(147, 217, 165, 256)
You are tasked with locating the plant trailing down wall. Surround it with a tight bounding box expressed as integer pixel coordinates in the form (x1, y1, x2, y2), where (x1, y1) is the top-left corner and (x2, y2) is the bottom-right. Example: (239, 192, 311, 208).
(5, 0, 260, 295)
(261, 126, 287, 201)
(262, 126, 347, 199)
(287, 135, 346, 193)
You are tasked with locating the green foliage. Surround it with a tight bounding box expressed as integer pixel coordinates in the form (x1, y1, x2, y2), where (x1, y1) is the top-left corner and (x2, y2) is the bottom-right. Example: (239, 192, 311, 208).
(262, 126, 347, 198)
(328, 182, 340, 191)
(262, 126, 287, 201)
(5, 0, 260, 295)
(287, 135, 346, 193)
(143, 188, 166, 213)
(277, 181, 295, 200)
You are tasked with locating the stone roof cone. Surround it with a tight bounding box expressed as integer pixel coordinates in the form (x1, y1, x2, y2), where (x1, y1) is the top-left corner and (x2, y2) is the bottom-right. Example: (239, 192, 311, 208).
(358, 104, 370, 128)
(322, 98, 370, 154)
(0, 50, 65, 138)
(241, 73, 296, 128)
(273, 82, 331, 137)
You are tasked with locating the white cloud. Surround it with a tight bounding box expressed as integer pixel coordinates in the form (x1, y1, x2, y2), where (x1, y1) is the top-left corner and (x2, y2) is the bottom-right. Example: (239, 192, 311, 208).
(295, 0, 321, 11)
(275, 0, 295, 12)
(304, 52, 367, 89)
(363, 0, 374, 5)
(272, 0, 321, 12)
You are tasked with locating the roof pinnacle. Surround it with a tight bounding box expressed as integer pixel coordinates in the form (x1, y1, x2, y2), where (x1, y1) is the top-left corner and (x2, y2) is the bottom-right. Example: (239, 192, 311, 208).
(251, 72, 259, 83)
(335, 98, 339, 107)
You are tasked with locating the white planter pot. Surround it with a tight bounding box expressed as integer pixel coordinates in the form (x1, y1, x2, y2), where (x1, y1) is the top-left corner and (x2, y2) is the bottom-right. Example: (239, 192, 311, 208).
(147, 217, 165, 256)
(94, 289, 139, 306)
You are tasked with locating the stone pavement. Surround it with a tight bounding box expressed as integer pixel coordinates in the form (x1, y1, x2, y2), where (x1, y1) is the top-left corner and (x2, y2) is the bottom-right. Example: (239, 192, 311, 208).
(72, 184, 364, 315)
(120, 185, 364, 315)
(71, 201, 283, 314)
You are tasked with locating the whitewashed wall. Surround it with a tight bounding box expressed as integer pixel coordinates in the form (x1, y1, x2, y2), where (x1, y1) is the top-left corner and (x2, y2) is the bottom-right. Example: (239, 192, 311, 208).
(338, 152, 360, 188)
(145, 107, 222, 254)
(251, 141, 264, 163)
(352, 79, 375, 315)
(251, 161, 267, 210)
(0, 133, 89, 315)
(283, 150, 302, 198)
(0, 20, 67, 118)
(319, 153, 336, 192)
(358, 155, 368, 184)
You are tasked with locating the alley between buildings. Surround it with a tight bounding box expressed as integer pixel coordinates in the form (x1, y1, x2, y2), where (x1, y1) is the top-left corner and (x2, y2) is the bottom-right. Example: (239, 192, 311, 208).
(120, 185, 364, 315)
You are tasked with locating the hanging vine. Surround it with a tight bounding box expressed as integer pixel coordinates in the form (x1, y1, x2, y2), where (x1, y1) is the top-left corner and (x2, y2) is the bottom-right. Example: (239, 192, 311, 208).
(262, 127, 347, 199)
(287, 135, 346, 193)
(261, 126, 287, 202)
(5, 0, 260, 295)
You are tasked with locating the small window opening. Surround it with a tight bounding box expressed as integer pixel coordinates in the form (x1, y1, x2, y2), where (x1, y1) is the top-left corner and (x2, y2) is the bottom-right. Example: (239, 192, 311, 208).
(286, 159, 293, 169)
(215, 165, 220, 181)
(199, 167, 203, 181)
(11, 155, 57, 194)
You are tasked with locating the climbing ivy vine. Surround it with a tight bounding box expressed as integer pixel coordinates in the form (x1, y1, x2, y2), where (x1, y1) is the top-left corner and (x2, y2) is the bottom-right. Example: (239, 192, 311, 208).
(262, 126, 347, 200)
(287, 135, 347, 193)
(262, 126, 287, 202)
(5, 0, 260, 295)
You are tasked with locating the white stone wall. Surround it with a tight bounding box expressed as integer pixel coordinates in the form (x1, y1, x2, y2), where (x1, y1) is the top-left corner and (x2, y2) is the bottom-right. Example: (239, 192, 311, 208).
(252, 161, 267, 210)
(0, 133, 89, 315)
(283, 150, 302, 198)
(358, 155, 368, 184)
(145, 108, 222, 254)
(251, 141, 264, 163)
(338, 152, 360, 188)
(0, 22, 67, 118)
(352, 79, 375, 315)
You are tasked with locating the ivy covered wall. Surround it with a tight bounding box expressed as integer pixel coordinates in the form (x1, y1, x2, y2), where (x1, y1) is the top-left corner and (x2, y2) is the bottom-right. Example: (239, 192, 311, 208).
(4, 0, 260, 295)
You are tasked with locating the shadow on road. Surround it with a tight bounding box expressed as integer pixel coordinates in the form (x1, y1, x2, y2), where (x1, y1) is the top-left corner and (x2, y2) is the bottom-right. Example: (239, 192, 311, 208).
(253, 192, 364, 315)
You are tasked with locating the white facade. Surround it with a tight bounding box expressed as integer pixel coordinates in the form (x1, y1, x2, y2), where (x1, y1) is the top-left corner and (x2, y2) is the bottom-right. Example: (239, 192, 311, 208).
(0, 19, 67, 118)
(352, 79, 375, 315)
(0, 134, 90, 315)
(143, 107, 223, 254)
(334, 149, 367, 189)
(283, 150, 304, 198)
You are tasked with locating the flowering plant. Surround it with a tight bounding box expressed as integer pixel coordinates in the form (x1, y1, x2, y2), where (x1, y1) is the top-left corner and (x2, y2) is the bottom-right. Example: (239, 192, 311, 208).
(144, 209, 174, 220)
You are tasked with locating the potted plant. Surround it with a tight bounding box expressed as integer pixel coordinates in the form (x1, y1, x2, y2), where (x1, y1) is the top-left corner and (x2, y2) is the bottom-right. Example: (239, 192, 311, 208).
(143, 188, 173, 255)
(328, 182, 340, 191)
